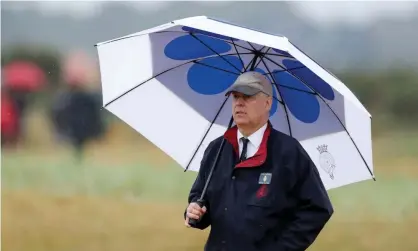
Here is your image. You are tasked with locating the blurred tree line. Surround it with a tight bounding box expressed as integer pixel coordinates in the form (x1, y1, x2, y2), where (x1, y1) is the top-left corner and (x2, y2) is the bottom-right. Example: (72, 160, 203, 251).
(2, 45, 417, 134)
(339, 69, 418, 132)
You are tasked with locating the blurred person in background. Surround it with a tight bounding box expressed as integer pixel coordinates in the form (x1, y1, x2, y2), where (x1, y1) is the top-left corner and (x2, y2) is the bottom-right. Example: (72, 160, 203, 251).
(49, 50, 105, 161)
(1, 60, 47, 145)
(1, 86, 20, 148)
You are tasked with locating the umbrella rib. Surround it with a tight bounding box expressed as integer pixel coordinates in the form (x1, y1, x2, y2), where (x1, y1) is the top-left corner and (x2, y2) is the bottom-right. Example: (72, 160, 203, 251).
(221, 40, 254, 53)
(97, 30, 256, 52)
(246, 42, 294, 67)
(244, 55, 257, 72)
(184, 95, 230, 172)
(231, 39, 245, 69)
(103, 52, 253, 108)
(190, 33, 242, 74)
(276, 85, 316, 95)
(193, 61, 240, 75)
(253, 47, 270, 70)
(263, 55, 375, 180)
(225, 41, 255, 53)
(180, 30, 255, 52)
(262, 52, 295, 59)
(258, 56, 293, 136)
(243, 46, 267, 72)
(247, 41, 269, 62)
(181, 30, 256, 52)
(257, 61, 316, 94)
(273, 96, 284, 105)
(260, 65, 308, 76)
(289, 41, 345, 83)
(246, 41, 258, 51)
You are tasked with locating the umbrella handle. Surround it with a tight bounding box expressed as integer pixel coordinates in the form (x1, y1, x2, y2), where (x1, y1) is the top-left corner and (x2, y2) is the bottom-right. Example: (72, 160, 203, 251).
(187, 116, 234, 228)
(188, 198, 205, 227)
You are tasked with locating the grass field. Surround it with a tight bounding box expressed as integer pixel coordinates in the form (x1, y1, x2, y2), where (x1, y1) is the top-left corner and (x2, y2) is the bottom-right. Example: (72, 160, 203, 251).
(2, 117, 418, 251)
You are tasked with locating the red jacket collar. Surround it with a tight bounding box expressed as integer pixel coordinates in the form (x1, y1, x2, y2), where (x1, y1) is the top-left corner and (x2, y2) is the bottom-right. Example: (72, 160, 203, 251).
(224, 121, 272, 168)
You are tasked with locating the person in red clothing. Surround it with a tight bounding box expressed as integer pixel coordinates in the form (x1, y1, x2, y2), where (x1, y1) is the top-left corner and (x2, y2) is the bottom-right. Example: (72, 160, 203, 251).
(1, 87, 20, 147)
(2, 60, 47, 146)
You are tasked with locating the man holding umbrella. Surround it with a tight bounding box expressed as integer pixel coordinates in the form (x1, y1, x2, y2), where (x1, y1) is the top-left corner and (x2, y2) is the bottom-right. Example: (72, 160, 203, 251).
(184, 71, 334, 251)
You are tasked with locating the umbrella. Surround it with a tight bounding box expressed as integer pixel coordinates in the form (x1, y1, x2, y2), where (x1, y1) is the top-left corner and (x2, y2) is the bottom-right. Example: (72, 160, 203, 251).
(2, 61, 46, 92)
(95, 16, 375, 191)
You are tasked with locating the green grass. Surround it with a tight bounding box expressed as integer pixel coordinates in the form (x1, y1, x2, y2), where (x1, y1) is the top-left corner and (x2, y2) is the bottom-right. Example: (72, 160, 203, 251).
(3, 109, 418, 251)
(2, 134, 418, 251)
(1, 152, 196, 202)
(373, 130, 418, 158)
(2, 146, 418, 221)
(328, 177, 418, 221)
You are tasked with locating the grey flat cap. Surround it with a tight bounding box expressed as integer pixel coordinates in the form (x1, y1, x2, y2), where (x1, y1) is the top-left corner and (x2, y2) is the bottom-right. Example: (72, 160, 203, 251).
(226, 71, 273, 97)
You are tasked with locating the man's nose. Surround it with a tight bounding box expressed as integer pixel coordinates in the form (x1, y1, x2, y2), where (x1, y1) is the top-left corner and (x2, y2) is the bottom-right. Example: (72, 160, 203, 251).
(235, 100, 244, 106)
(235, 96, 245, 104)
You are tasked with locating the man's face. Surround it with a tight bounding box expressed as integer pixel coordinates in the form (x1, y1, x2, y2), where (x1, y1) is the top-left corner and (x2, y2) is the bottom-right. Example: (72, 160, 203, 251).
(231, 91, 272, 127)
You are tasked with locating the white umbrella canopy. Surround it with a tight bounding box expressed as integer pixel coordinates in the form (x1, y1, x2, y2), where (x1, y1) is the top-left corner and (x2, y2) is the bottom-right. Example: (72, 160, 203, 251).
(96, 16, 375, 190)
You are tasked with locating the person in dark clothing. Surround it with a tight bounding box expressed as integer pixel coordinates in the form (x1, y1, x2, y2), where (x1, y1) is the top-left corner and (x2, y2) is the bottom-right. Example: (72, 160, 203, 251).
(50, 83, 105, 161)
(184, 71, 334, 251)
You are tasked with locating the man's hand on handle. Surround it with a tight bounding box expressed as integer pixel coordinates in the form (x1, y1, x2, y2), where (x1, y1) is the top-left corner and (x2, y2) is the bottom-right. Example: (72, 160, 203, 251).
(185, 202, 207, 227)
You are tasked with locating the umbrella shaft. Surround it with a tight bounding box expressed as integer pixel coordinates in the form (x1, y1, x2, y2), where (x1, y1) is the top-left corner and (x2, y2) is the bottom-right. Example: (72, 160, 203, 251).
(199, 116, 234, 200)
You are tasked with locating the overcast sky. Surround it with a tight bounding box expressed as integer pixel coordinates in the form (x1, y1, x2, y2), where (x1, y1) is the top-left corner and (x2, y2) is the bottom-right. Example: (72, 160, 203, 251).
(4, 1, 418, 28)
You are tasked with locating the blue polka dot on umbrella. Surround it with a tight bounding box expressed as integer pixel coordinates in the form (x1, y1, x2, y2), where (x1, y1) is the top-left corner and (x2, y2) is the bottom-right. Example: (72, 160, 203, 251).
(282, 59, 335, 101)
(163, 29, 335, 124)
(272, 70, 320, 123)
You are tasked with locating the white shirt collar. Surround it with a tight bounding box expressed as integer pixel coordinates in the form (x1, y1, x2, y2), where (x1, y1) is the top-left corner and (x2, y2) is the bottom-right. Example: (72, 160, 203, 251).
(237, 122, 268, 149)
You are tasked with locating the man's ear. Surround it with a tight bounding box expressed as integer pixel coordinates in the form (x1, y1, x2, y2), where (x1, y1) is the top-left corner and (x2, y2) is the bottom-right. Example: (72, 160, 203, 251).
(266, 96, 273, 110)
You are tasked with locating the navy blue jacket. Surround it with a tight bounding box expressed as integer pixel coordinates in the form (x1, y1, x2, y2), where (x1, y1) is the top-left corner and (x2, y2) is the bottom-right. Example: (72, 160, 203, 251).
(185, 122, 334, 251)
